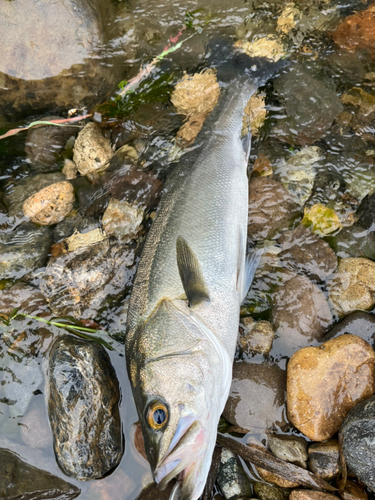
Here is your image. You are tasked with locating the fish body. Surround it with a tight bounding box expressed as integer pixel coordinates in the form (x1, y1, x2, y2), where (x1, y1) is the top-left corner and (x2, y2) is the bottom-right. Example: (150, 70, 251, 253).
(125, 46, 277, 500)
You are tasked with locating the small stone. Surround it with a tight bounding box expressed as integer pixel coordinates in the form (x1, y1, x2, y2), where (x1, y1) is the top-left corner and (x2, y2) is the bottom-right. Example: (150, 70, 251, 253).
(308, 440, 339, 480)
(256, 467, 299, 488)
(341, 88, 375, 118)
(223, 361, 287, 433)
(341, 394, 375, 493)
(267, 434, 308, 469)
(0, 448, 80, 499)
(243, 92, 267, 137)
(252, 153, 273, 177)
(339, 480, 368, 500)
(21, 407, 52, 449)
(48, 335, 123, 480)
(301, 204, 343, 237)
(328, 258, 375, 317)
(277, 3, 301, 35)
(287, 334, 375, 441)
(217, 448, 252, 500)
(0, 282, 48, 317)
(248, 176, 302, 241)
(322, 311, 375, 346)
(240, 317, 274, 355)
(65, 228, 107, 252)
(290, 491, 338, 500)
(235, 36, 286, 62)
(62, 159, 78, 180)
(73, 122, 113, 178)
(253, 482, 290, 500)
(278, 225, 337, 282)
(102, 198, 144, 243)
(23, 181, 74, 225)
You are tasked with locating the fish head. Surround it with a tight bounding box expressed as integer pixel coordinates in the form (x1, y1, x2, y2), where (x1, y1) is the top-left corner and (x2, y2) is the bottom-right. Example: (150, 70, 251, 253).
(127, 300, 232, 500)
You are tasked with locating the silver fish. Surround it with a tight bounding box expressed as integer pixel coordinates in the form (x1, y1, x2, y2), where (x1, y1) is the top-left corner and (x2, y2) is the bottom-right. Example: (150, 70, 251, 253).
(126, 44, 278, 500)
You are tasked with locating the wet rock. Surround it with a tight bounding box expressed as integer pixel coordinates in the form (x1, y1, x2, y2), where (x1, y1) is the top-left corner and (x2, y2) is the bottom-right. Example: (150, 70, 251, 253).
(243, 92, 267, 137)
(252, 153, 273, 177)
(73, 123, 113, 179)
(0, 282, 48, 316)
(102, 198, 144, 243)
(63, 159, 78, 180)
(25, 118, 77, 171)
(134, 482, 177, 500)
(339, 480, 368, 500)
(278, 225, 337, 282)
(21, 406, 52, 449)
(235, 36, 286, 62)
(308, 440, 340, 480)
(53, 214, 100, 242)
(272, 66, 343, 146)
(256, 466, 299, 488)
(40, 238, 135, 319)
(301, 204, 343, 237)
(290, 492, 338, 500)
(331, 4, 375, 59)
(310, 169, 346, 209)
(217, 448, 252, 500)
(240, 317, 274, 355)
(341, 394, 375, 492)
(223, 361, 287, 433)
(322, 311, 375, 346)
(271, 274, 332, 356)
(253, 482, 290, 500)
(23, 181, 74, 225)
(248, 176, 302, 241)
(287, 334, 375, 441)
(48, 335, 123, 480)
(267, 434, 308, 469)
(0, 447, 80, 499)
(65, 228, 107, 252)
(328, 258, 375, 317)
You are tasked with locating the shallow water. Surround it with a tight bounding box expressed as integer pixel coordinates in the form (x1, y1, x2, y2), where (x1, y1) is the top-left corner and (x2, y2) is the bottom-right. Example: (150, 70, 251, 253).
(1, 0, 375, 498)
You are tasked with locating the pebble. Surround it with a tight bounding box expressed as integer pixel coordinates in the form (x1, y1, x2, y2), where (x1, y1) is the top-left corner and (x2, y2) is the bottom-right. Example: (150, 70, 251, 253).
(341, 394, 375, 492)
(267, 434, 308, 469)
(248, 176, 302, 241)
(0, 447, 80, 500)
(23, 181, 74, 225)
(20, 407, 52, 449)
(287, 334, 375, 441)
(289, 492, 338, 500)
(301, 204, 343, 237)
(102, 198, 144, 243)
(278, 225, 337, 282)
(48, 335, 123, 480)
(73, 122, 113, 179)
(256, 467, 299, 488)
(62, 159, 78, 180)
(328, 258, 375, 317)
(240, 317, 274, 355)
(223, 361, 287, 433)
(339, 480, 368, 500)
(217, 448, 252, 500)
(308, 440, 340, 480)
(253, 482, 290, 500)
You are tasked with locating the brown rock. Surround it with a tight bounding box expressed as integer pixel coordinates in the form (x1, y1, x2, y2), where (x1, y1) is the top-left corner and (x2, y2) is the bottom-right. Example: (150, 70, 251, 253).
(134, 482, 177, 500)
(331, 4, 375, 59)
(102, 198, 144, 243)
(308, 440, 339, 480)
(248, 176, 301, 241)
(240, 317, 274, 355)
(267, 434, 308, 469)
(223, 361, 287, 432)
(339, 480, 368, 500)
(287, 334, 375, 441)
(63, 159, 78, 180)
(257, 467, 299, 488)
(328, 258, 375, 317)
(278, 225, 338, 281)
(253, 482, 290, 500)
(73, 123, 113, 178)
(23, 181, 74, 225)
(290, 491, 338, 500)
(0, 282, 48, 316)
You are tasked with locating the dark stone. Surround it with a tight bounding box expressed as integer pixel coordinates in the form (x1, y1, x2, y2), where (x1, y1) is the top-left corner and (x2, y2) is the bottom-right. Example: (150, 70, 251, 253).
(48, 335, 123, 480)
(0, 447, 80, 499)
(53, 214, 100, 243)
(253, 482, 289, 500)
(0, 282, 48, 316)
(341, 394, 375, 492)
(322, 312, 375, 346)
(134, 481, 177, 500)
(308, 440, 340, 480)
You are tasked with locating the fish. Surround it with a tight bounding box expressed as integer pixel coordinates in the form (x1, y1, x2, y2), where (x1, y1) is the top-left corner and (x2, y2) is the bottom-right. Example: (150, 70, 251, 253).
(125, 40, 283, 500)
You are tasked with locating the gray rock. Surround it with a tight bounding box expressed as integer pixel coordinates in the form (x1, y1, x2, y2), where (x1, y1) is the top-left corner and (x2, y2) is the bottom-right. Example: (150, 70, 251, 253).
(240, 317, 274, 355)
(48, 335, 123, 480)
(272, 65, 343, 146)
(267, 434, 308, 469)
(223, 361, 287, 433)
(341, 394, 375, 492)
(253, 482, 289, 500)
(217, 448, 252, 500)
(278, 225, 337, 282)
(322, 312, 375, 346)
(0, 447, 80, 500)
(40, 239, 135, 319)
(21, 406, 52, 449)
(53, 214, 100, 243)
(248, 176, 302, 241)
(308, 440, 340, 480)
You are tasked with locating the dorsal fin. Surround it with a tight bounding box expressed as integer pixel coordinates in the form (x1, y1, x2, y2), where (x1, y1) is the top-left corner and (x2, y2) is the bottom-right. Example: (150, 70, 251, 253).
(176, 236, 210, 308)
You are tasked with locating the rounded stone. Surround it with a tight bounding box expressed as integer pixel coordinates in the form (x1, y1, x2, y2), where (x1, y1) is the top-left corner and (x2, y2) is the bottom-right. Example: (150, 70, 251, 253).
(289, 491, 338, 500)
(21, 407, 52, 449)
(23, 181, 74, 225)
(287, 334, 375, 441)
(240, 318, 274, 355)
(73, 123, 113, 178)
(308, 440, 340, 480)
(267, 434, 308, 469)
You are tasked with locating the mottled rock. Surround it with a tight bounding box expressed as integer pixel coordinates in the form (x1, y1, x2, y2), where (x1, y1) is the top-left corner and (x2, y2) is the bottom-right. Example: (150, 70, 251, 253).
(256, 467, 299, 488)
(0, 282, 48, 316)
(253, 482, 290, 500)
(240, 317, 274, 355)
(236, 36, 286, 62)
(73, 123, 113, 179)
(272, 274, 332, 356)
(217, 448, 252, 500)
(308, 440, 339, 480)
(248, 176, 301, 241)
(322, 311, 375, 346)
(243, 92, 267, 137)
(21, 406, 52, 449)
(267, 434, 308, 469)
(301, 204, 343, 237)
(48, 335, 123, 480)
(328, 258, 375, 317)
(278, 225, 337, 282)
(23, 181, 74, 225)
(63, 159, 78, 180)
(0, 447, 80, 499)
(287, 334, 375, 441)
(223, 361, 287, 432)
(339, 480, 368, 500)
(290, 492, 338, 500)
(40, 239, 135, 319)
(102, 198, 144, 243)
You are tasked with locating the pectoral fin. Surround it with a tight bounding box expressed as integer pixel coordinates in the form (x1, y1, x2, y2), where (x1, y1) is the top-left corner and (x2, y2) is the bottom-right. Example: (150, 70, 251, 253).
(238, 245, 264, 304)
(176, 236, 210, 307)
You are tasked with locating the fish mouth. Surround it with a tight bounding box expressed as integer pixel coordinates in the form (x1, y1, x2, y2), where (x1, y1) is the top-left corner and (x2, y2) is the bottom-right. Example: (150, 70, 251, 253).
(154, 418, 208, 500)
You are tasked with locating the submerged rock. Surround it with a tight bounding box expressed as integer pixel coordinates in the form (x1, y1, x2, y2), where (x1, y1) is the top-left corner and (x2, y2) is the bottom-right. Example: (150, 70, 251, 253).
(243, 92, 267, 137)
(63, 159, 78, 180)
(253, 482, 289, 500)
(217, 448, 252, 500)
(223, 361, 287, 433)
(287, 334, 375, 441)
(23, 181, 74, 225)
(73, 123, 113, 179)
(308, 440, 340, 480)
(267, 434, 308, 469)
(0, 447, 80, 499)
(134, 482, 177, 500)
(322, 311, 375, 346)
(102, 198, 144, 243)
(240, 317, 274, 355)
(48, 335, 123, 480)
(235, 36, 286, 62)
(0, 282, 48, 316)
(290, 492, 338, 500)
(301, 204, 343, 237)
(341, 394, 375, 493)
(21, 406, 52, 449)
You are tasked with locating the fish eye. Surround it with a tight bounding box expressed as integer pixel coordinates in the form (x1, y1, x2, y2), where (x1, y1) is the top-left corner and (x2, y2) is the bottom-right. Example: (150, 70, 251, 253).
(147, 401, 169, 430)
